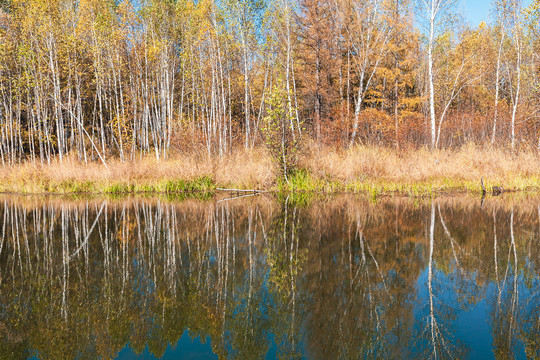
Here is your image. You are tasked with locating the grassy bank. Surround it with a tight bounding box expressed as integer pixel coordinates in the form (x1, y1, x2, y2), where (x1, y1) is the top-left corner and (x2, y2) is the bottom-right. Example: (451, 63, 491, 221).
(292, 144, 540, 197)
(0, 144, 539, 197)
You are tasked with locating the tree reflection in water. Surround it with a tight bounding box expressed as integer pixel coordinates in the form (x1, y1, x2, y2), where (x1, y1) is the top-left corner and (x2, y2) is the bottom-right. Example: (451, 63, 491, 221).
(0, 195, 537, 359)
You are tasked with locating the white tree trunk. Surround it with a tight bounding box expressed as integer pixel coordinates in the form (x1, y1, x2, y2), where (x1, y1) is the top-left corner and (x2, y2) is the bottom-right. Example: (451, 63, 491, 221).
(492, 33, 505, 145)
(511, 34, 521, 150)
(428, 1, 437, 149)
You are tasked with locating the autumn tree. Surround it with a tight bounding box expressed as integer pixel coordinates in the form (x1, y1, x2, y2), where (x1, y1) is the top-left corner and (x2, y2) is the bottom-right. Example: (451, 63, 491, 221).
(337, 0, 392, 146)
(297, 0, 336, 146)
(525, 0, 540, 148)
(374, 0, 421, 148)
(0, 0, 539, 166)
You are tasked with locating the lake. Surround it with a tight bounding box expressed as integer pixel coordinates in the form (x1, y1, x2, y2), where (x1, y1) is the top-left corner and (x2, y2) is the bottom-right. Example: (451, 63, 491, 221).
(0, 194, 537, 359)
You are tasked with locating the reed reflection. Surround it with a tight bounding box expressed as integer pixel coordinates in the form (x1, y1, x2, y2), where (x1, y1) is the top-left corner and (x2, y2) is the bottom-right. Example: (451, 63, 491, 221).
(0, 195, 537, 359)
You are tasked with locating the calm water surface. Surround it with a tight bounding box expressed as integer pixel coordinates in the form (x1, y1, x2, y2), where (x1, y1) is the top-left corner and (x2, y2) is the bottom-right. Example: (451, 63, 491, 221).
(0, 195, 538, 359)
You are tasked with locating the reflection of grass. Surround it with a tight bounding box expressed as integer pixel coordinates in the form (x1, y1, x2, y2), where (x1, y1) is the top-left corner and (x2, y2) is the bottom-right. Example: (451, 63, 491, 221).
(275, 191, 316, 208)
(0, 192, 537, 360)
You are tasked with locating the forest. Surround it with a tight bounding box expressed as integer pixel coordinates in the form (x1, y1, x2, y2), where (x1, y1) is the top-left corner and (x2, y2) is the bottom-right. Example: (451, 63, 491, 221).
(0, 0, 539, 170)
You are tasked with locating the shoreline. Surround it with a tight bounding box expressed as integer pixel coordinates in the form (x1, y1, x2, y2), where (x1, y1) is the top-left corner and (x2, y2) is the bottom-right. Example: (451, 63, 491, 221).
(0, 145, 538, 198)
(0, 174, 538, 199)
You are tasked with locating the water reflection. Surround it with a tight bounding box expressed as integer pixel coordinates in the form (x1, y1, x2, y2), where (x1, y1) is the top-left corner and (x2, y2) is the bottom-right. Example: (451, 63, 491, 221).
(0, 195, 537, 359)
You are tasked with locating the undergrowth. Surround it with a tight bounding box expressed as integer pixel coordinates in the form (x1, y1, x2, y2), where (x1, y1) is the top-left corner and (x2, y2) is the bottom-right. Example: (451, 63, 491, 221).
(0, 145, 538, 197)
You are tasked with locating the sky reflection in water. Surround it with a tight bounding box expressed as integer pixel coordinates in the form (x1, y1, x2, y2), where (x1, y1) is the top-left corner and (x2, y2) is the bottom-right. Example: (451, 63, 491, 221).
(0, 195, 537, 360)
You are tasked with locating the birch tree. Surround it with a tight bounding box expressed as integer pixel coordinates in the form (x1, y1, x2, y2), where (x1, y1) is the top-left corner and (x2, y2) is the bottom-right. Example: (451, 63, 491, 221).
(507, 0, 523, 149)
(337, 0, 391, 145)
(225, 0, 265, 149)
(490, 0, 511, 145)
(434, 27, 485, 148)
(417, 0, 457, 149)
(264, 0, 302, 139)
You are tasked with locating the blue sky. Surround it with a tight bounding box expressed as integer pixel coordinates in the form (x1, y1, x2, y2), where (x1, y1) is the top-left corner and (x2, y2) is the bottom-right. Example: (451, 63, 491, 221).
(462, 0, 493, 25)
(462, 0, 533, 26)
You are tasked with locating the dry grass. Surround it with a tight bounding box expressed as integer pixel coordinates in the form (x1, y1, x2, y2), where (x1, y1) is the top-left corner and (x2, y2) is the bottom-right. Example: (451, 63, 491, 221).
(301, 143, 540, 193)
(0, 144, 538, 195)
(0, 148, 274, 194)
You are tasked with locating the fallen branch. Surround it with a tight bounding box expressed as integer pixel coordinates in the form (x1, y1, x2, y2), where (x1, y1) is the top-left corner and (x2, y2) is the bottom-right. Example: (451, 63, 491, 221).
(216, 188, 266, 193)
(216, 193, 261, 203)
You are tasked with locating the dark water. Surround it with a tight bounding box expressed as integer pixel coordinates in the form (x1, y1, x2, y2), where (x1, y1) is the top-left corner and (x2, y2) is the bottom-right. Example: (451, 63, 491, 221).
(0, 195, 538, 360)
